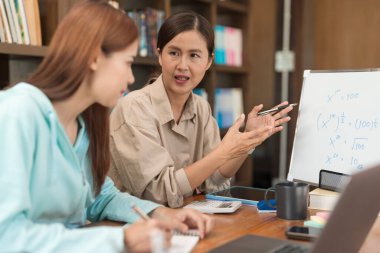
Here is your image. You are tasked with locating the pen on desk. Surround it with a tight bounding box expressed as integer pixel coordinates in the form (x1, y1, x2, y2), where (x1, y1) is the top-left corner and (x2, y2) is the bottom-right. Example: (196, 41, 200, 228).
(257, 103, 298, 116)
(131, 204, 150, 221)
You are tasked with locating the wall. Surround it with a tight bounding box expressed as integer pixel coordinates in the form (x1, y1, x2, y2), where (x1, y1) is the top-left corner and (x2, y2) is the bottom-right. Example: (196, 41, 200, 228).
(249, 0, 281, 187)
(289, 0, 380, 172)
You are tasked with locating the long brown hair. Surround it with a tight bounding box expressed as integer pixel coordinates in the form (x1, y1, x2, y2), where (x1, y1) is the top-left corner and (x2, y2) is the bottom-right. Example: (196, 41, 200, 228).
(28, 1, 138, 194)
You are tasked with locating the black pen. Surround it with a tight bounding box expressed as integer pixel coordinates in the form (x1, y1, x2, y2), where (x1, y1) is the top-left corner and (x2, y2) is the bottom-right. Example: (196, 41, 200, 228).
(257, 103, 298, 116)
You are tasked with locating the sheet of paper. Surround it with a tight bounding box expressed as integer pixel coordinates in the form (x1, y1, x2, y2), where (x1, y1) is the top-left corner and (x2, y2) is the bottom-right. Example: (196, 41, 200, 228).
(169, 234, 199, 253)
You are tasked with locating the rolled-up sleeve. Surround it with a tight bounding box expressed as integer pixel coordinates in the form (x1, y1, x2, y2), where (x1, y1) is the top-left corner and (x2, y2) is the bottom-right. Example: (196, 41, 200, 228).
(109, 98, 189, 207)
(198, 103, 231, 193)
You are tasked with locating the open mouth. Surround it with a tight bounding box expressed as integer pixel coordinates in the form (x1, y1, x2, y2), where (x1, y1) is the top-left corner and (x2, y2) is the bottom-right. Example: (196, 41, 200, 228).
(175, 75, 190, 81)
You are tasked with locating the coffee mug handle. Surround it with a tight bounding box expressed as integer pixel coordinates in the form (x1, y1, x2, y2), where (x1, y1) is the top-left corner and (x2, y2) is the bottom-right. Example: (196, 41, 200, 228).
(264, 187, 276, 208)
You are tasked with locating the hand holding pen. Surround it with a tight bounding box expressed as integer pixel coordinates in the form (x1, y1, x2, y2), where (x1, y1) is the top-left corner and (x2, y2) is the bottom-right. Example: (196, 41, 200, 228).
(148, 206, 213, 239)
(131, 205, 189, 234)
(245, 101, 295, 136)
(257, 103, 298, 116)
(123, 204, 176, 252)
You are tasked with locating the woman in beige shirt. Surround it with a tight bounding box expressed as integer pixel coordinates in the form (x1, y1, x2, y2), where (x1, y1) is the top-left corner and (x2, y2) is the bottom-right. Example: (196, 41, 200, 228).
(109, 11, 293, 207)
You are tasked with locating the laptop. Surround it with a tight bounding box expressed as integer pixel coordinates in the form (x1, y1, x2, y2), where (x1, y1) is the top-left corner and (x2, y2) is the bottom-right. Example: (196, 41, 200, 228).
(209, 164, 380, 253)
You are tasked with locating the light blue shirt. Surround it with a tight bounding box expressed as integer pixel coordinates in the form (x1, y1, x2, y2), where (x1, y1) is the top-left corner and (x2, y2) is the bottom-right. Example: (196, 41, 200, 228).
(0, 83, 161, 252)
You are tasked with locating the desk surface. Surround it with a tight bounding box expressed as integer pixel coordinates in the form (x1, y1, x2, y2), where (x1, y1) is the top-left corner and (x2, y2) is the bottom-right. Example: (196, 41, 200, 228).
(186, 195, 380, 253)
(98, 195, 380, 252)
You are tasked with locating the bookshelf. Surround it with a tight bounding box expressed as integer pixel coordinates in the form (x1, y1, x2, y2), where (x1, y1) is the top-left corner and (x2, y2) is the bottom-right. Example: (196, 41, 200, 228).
(0, 0, 257, 186)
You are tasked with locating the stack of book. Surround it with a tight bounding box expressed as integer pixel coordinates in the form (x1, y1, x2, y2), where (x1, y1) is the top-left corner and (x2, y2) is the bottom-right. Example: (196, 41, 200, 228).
(127, 8, 165, 57)
(214, 88, 243, 129)
(308, 188, 340, 211)
(193, 87, 244, 130)
(214, 25, 243, 67)
(0, 0, 42, 45)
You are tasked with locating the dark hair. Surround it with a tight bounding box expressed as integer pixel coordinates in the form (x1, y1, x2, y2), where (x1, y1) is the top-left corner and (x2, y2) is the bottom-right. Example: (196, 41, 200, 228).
(28, 1, 138, 194)
(157, 11, 214, 56)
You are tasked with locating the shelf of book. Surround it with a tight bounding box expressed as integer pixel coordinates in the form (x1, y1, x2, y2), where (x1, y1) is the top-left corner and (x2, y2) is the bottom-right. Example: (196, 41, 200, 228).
(0, 0, 42, 45)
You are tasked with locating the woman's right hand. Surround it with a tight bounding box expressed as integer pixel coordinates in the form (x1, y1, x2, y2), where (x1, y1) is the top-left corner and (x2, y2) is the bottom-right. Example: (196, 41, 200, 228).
(218, 114, 273, 159)
(124, 219, 174, 253)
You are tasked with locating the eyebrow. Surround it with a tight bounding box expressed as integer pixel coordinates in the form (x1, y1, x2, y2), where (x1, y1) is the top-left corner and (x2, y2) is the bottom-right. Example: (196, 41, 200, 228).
(167, 45, 203, 54)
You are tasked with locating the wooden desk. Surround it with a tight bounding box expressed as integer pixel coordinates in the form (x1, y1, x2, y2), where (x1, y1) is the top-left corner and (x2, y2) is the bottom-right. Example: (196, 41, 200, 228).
(95, 195, 380, 252)
(186, 195, 380, 253)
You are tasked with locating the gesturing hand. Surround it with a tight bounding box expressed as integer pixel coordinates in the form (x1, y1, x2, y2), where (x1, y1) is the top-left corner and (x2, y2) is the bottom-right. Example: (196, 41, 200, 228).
(217, 114, 274, 159)
(245, 102, 293, 135)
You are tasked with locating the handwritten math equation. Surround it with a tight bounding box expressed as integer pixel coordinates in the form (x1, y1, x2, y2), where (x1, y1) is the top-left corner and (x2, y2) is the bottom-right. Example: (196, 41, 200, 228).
(316, 89, 379, 170)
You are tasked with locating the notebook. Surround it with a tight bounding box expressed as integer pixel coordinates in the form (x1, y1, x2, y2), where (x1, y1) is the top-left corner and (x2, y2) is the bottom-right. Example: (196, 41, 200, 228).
(209, 163, 380, 253)
(169, 229, 199, 253)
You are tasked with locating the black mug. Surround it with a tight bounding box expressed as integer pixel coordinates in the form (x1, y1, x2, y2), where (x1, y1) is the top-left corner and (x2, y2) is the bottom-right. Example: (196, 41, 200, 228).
(264, 182, 309, 220)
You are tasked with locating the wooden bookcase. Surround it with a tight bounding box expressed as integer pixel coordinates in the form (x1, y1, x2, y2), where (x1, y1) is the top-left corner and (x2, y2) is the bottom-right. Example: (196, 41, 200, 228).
(0, 0, 76, 89)
(0, 0, 258, 186)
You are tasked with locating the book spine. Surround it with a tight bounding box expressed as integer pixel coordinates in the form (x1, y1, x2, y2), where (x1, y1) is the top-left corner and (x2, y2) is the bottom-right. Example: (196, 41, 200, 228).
(146, 8, 157, 56)
(0, 0, 11, 43)
(235, 28, 243, 66)
(214, 88, 239, 128)
(156, 10, 164, 34)
(225, 26, 234, 66)
(33, 0, 41, 45)
(232, 88, 243, 120)
(3, 0, 17, 43)
(224, 27, 243, 67)
(0, 12, 5, 42)
(17, 0, 30, 45)
(9, 0, 22, 44)
(138, 11, 148, 57)
(214, 25, 226, 65)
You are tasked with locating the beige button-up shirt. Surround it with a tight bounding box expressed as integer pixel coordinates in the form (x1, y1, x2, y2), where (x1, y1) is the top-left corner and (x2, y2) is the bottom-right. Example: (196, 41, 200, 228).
(108, 76, 230, 207)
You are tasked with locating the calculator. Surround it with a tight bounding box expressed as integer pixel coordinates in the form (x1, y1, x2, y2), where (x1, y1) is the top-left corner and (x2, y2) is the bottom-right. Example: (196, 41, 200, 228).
(184, 200, 242, 213)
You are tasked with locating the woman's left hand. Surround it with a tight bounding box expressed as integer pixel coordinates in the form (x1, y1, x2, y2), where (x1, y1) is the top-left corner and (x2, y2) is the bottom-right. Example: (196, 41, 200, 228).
(245, 101, 293, 135)
(151, 207, 214, 239)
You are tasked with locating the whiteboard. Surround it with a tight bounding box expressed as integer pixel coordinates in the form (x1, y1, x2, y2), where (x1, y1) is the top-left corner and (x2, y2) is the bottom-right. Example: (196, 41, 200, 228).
(288, 69, 380, 185)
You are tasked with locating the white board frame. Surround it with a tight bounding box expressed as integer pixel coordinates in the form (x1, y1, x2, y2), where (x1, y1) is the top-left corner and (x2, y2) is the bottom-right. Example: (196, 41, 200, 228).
(288, 69, 380, 185)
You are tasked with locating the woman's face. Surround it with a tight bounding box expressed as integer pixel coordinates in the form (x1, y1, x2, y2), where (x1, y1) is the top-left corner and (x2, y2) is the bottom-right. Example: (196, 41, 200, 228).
(89, 39, 138, 108)
(158, 30, 212, 101)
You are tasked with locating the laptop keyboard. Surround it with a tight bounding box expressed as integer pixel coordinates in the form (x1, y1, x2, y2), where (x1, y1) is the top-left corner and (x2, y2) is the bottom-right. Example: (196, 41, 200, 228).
(272, 244, 309, 253)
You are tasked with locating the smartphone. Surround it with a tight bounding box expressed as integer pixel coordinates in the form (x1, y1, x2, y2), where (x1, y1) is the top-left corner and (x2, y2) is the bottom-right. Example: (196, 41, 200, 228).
(285, 226, 322, 241)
